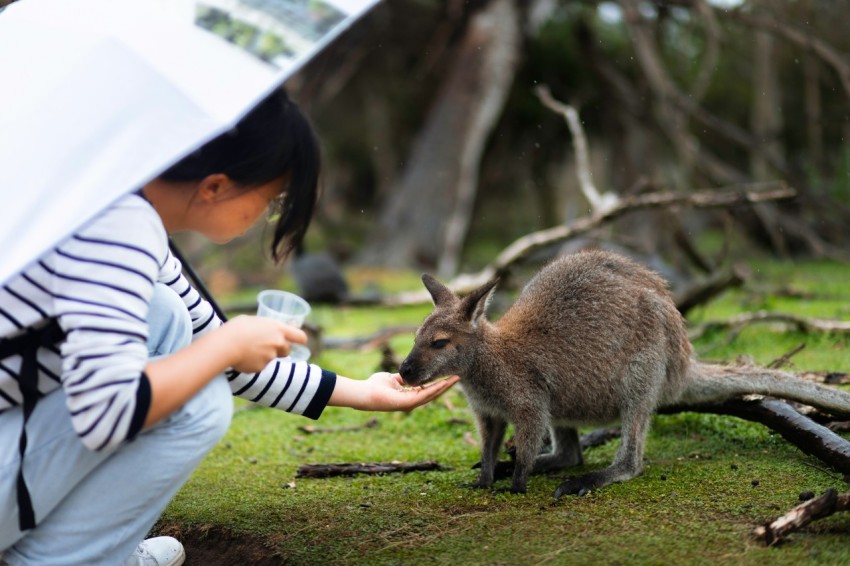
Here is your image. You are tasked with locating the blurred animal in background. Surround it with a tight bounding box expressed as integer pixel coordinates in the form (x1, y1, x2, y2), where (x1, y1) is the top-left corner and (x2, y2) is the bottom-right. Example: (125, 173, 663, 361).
(291, 243, 350, 304)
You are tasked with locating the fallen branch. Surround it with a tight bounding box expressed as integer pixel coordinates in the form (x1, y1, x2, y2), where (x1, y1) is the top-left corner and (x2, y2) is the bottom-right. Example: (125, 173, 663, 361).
(295, 460, 448, 478)
(780, 371, 850, 386)
(660, 398, 850, 474)
(384, 183, 795, 305)
(753, 488, 850, 545)
(689, 311, 850, 341)
(673, 263, 749, 316)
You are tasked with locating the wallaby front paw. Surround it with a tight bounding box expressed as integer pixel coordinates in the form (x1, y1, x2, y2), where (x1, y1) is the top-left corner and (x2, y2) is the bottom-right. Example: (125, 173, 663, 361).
(553, 477, 591, 498)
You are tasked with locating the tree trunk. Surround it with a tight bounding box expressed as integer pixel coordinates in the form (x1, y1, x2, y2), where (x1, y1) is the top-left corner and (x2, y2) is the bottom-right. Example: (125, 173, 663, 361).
(356, 0, 522, 271)
(750, 29, 784, 180)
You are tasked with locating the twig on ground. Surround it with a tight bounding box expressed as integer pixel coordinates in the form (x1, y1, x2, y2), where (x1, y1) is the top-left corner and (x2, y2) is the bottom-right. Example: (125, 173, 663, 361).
(295, 460, 448, 478)
(753, 488, 850, 545)
(298, 417, 380, 434)
(767, 343, 807, 369)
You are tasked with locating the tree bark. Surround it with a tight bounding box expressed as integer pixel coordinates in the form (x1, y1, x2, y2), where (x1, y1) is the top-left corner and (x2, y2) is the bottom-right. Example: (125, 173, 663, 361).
(754, 488, 850, 545)
(357, 0, 522, 272)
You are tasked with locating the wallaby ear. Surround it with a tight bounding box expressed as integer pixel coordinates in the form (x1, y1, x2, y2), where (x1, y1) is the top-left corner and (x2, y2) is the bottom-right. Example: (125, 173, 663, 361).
(421, 273, 456, 306)
(460, 277, 499, 324)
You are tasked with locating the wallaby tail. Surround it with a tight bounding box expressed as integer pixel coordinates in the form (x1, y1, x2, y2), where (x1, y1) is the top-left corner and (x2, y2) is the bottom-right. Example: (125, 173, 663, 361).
(676, 360, 850, 418)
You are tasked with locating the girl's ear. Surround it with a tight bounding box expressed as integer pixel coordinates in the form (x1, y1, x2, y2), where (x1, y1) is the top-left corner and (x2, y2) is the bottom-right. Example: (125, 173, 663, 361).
(197, 173, 235, 202)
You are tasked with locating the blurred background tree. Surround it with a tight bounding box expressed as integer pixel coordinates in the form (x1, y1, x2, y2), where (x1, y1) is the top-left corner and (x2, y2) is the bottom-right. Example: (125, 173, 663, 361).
(181, 0, 850, 300)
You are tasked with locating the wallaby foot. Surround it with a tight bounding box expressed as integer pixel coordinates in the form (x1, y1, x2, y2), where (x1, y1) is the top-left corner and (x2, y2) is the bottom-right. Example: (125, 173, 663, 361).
(554, 404, 651, 498)
(553, 476, 593, 497)
(553, 468, 620, 497)
(553, 465, 641, 498)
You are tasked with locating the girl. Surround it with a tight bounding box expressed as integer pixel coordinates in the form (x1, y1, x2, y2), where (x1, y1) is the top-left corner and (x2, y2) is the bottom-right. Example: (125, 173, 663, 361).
(0, 89, 458, 565)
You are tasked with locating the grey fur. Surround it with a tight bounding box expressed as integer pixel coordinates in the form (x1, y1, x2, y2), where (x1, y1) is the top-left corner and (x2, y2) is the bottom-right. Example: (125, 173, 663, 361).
(399, 249, 850, 497)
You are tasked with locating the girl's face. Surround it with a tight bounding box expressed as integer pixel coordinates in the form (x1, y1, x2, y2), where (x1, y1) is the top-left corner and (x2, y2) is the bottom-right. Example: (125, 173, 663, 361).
(197, 176, 286, 244)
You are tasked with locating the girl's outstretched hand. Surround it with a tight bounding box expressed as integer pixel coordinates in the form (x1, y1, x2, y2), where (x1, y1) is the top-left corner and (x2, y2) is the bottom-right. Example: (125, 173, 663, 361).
(328, 372, 460, 412)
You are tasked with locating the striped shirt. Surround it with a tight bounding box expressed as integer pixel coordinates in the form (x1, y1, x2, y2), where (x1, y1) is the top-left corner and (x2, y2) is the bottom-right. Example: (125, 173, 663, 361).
(0, 193, 336, 452)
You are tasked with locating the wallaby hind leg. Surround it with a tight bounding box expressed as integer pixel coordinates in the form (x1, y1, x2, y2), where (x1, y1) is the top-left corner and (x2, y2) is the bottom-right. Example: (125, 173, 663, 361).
(472, 414, 508, 489)
(533, 426, 583, 473)
(510, 419, 551, 494)
(554, 405, 652, 498)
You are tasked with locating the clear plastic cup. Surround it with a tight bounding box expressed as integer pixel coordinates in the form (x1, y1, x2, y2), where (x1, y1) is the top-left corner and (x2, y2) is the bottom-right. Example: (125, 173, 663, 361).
(257, 290, 312, 361)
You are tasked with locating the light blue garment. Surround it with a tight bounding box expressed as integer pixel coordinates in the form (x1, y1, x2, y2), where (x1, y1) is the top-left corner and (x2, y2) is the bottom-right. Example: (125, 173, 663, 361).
(0, 283, 233, 564)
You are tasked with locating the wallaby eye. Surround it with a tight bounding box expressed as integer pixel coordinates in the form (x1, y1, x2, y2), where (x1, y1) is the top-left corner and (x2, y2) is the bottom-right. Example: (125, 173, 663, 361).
(431, 338, 449, 349)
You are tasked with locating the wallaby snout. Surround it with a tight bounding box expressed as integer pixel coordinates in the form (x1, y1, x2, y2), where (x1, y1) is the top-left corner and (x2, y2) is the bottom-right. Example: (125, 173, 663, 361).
(398, 356, 423, 386)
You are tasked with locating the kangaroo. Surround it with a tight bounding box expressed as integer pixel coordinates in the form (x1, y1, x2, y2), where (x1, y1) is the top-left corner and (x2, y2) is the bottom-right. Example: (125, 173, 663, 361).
(398, 249, 850, 498)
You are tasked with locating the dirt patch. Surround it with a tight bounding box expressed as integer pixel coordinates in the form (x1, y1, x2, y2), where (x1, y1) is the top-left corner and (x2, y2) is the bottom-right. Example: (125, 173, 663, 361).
(156, 523, 284, 565)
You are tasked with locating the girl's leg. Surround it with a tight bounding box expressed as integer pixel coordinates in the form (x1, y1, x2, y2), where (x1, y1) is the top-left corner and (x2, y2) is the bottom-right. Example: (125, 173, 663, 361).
(1, 284, 233, 564)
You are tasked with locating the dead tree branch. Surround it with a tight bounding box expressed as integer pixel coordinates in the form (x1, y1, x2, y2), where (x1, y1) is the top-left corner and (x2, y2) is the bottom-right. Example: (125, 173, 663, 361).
(673, 262, 749, 316)
(535, 85, 619, 214)
(384, 182, 795, 305)
(689, 311, 850, 342)
(660, 398, 850, 473)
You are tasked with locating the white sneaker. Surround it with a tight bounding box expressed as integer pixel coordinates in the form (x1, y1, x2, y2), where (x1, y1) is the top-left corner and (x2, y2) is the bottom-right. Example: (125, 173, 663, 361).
(123, 536, 185, 566)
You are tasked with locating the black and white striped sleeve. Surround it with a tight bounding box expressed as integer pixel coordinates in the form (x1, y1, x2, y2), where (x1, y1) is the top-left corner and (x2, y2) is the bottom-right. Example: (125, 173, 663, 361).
(226, 360, 336, 419)
(50, 200, 163, 451)
(159, 248, 337, 419)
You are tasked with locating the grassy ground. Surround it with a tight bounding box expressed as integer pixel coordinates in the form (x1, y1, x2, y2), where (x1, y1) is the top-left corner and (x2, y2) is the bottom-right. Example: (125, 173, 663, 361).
(156, 256, 850, 565)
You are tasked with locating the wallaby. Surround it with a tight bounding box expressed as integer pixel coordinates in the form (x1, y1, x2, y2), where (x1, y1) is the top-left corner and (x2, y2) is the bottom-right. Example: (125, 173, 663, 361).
(399, 249, 850, 498)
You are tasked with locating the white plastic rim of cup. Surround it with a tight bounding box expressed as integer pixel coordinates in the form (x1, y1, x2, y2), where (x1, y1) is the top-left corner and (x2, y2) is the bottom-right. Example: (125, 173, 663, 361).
(257, 290, 311, 328)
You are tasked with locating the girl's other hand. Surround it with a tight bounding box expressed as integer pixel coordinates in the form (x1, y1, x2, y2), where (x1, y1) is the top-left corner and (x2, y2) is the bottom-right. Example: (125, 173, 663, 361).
(220, 315, 307, 373)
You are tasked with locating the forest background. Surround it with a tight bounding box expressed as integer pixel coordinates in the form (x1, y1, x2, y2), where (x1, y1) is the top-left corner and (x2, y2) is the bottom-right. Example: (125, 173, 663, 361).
(174, 0, 850, 303)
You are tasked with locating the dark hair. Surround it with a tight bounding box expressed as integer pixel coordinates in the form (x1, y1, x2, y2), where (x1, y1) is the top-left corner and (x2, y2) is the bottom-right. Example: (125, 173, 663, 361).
(158, 88, 320, 262)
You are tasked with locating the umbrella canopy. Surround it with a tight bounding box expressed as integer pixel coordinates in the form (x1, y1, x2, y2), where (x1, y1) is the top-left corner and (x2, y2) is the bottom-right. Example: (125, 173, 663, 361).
(0, 0, 379, 286)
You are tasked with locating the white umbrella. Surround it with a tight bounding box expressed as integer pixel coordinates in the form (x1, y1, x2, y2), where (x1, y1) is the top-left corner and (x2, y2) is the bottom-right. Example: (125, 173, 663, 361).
(0, 0, 379, 286)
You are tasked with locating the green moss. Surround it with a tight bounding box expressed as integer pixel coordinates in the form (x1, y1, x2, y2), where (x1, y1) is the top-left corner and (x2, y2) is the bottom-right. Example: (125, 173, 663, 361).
(157, 258, 850, 563)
